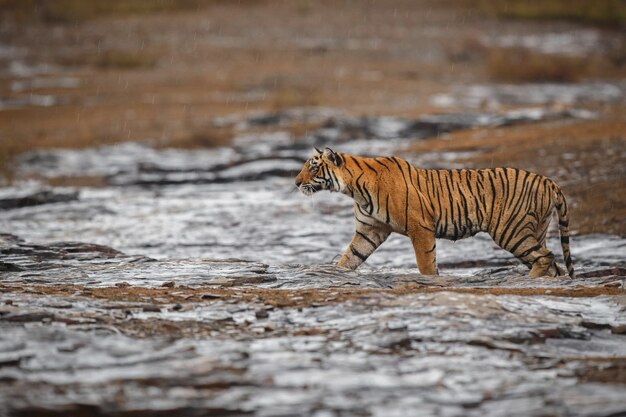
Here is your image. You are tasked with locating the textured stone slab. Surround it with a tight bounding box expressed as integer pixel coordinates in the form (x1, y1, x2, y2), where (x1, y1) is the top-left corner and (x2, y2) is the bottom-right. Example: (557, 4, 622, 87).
(0, 289, 625, 417)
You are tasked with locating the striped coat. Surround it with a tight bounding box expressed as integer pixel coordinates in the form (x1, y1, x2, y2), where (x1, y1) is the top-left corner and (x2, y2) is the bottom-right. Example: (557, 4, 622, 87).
(295, 147, 575, 278)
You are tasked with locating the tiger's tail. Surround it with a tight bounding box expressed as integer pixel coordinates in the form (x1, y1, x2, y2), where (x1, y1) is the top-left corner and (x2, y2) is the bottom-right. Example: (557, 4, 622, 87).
(555, 185, 576, 279)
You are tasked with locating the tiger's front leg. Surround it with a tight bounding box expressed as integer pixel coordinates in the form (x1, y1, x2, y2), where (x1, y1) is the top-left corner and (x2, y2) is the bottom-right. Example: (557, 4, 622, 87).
(337, 223, 391, 270)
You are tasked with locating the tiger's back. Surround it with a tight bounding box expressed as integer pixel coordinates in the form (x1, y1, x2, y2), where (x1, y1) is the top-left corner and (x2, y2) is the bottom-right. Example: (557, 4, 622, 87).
(419, 168, 556, 242)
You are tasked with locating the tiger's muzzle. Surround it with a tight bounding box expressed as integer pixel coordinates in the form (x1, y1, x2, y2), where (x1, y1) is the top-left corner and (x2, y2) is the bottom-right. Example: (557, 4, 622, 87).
(298, 183, 321, 196)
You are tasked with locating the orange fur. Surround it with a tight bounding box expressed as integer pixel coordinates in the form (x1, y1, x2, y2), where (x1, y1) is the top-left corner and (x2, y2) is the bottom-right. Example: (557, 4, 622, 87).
(295, 148, 575, 278)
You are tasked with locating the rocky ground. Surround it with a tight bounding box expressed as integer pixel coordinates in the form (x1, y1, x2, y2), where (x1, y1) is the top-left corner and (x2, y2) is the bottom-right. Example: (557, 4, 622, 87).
(1, 1, 626, 416)
(0, 233, 625, 417)
(1, 109, 626, 417)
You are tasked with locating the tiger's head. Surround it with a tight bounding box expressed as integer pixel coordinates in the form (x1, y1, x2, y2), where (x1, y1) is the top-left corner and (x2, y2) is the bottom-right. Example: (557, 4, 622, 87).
(295, 147, 344, 196)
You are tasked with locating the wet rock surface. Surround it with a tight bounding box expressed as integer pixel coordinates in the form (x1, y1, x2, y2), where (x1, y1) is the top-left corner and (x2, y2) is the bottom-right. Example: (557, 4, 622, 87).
(1, 233, 625, 291)
(13, 107, 593, 187)
(0, 278, 625, 417)
(1, 230, 625, 416)
(0, 189, 78, 210)
(1, 109, 625, 416)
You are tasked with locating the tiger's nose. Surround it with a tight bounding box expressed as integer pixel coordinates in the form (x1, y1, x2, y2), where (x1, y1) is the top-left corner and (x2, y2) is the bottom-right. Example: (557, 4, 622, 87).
(295, 178, 302, 187)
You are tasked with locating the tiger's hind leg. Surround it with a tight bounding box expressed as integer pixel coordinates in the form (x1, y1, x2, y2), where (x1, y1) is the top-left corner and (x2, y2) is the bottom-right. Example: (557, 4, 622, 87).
(502, 233, 560, 278)
(409, 228, 438, 275)
(536, 220, 565, 276)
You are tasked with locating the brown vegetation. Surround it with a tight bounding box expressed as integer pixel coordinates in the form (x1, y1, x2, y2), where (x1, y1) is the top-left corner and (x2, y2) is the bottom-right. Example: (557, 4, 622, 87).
(477, 0, 626, 26)
(450, 34, 626, 83)
(4, 283, 623, 311)
(59, 50, 159, 70)
(157, 126, 234, 149)
(486, 47, 615, 83)
(1, 0, 625, 236)
(0, 0, 218, 23)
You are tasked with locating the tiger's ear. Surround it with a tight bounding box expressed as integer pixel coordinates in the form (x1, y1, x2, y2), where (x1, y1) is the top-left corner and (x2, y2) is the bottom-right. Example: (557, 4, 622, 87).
(323, 147, 342, 167)
(314, 147, 322, 155)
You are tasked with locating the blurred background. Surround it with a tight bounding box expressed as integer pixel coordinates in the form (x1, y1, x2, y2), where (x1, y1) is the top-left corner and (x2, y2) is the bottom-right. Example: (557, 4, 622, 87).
(0, 0, 625, 239)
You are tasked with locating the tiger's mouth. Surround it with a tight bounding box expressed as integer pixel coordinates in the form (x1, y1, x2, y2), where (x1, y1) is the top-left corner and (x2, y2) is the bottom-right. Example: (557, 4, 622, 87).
(299, 184, 321, 196)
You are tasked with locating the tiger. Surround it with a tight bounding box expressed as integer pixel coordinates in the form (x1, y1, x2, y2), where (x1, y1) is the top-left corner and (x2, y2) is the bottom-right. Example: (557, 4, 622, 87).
(295, 147, 576, 278)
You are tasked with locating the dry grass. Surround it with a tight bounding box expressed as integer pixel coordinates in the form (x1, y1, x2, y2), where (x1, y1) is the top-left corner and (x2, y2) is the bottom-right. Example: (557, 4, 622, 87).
(92, 50, 159, 70)
(268, 86, 321, 111)
(58, 50, 159, 70)
(477, 0, 626, 25)
(487, 48, 591, 83)
(46, 176, 110, 188)
(445, 35, 490, 64)
(4, 283, 623, 341)
(2, 284, 624, 310)
(0, 0, 224, 23)
(157, 126, 234, 149)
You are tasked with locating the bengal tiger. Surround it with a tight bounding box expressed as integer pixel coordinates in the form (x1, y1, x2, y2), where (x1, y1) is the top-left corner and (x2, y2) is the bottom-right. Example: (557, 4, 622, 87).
(295, 147, 576, 278)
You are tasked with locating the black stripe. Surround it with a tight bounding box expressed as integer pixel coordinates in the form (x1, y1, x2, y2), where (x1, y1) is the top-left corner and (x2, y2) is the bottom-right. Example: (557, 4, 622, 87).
(389, 158, 410, 232)
(406, 162, 426, 221)
(486, 171, 497, 229)
(362, 185, 374, 215)
(418, 169, 435, 216)
(356, 217, 376, 228)
(349, 155, 363, 170)
(515, 240, 540, 258)
(354, 173, 366, 195)
(354, 173, 372, 212)
(444, 172, 456, 234)
(329, 170, 339, 191)
(533, 254, 552, 263)
(561, 236, 569, 244)
(356, 231, 377, 248)
(505, 174, 541, 247)
(491, 170, 510, 238)
(350, 246, 367, 261)
(374, 159, 391, 171)
(507, 168, 519, 209)
(559, 220, 569, 227)
(500, 214, 529, 249)
(355, 204, 371, 219)
(425, 242, 436, 253)
(426, 170, 441, 223)
(363, 161, 378, 173)
(500, 172, 532, 247)
(434, 170, 448, 237)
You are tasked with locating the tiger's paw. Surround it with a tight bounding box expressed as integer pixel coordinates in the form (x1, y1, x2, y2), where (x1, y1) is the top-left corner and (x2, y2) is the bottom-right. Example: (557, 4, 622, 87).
(529, 263, 562, 278)
(336, 256, 361, 271)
